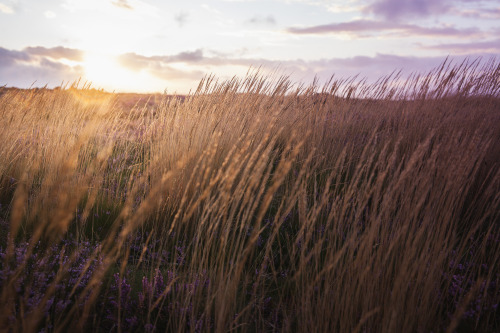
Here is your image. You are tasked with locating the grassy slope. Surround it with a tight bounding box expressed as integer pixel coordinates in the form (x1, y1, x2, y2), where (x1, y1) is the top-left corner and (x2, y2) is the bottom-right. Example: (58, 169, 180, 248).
(0, 61, 499, 332)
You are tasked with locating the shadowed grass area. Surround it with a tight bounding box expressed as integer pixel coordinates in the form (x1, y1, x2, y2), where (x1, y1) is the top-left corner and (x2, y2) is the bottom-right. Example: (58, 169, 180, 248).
(0, 59, 499, 332)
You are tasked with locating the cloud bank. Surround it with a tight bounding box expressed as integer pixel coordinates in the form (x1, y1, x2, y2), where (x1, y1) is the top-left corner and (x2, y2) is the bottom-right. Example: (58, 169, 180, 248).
(0, 46, 84, 88)
(0, 45, 497, 93)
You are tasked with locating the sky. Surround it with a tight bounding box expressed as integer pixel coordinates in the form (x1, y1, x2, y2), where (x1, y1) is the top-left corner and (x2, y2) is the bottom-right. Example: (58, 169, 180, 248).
(0, 0, 499, 93)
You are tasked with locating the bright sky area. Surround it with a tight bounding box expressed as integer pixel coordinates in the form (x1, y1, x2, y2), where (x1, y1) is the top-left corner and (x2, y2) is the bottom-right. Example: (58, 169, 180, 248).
(0, 0, 499, 93)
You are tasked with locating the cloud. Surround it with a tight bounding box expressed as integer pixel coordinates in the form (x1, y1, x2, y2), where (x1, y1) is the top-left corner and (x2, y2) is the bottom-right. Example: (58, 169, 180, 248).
(201, 4, 222, 15)
(452, 6, 500, 19)
(0, 47, 83, 88)
(207, 47, 250, 58)
(365, 0, 452, 20)
(167, 49, 204, 62)
(1, 45, 497, 93)
(326, 3, 364, 14)
(364, 0, 500, 21)
(0, 47, 31, 66)
(174, 11, 189, 27)
(115, 48, 481, 84)
(247, 15, 276, 25)
(63, 0, 157, 16)
(268, 53, 499, 87)
(422, 38, 500, 53)
(24, 46, 84, 61)
(117, 53, 149, 71)
(286, 19, 484, 38)
(119, 49, 274, 70)
(44, 10, 56, 18)
(310, 54, 444, 74)
(111, 0, 132, 10)
(109, 48, 500, 92)
(119, 49, 204, 70)
(0, 3, 14, 14)
(147, 65, 204, 81)
(117, 50, 206, 81)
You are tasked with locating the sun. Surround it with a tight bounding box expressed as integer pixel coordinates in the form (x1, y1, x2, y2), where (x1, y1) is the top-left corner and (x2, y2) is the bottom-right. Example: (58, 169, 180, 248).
(83, 51, 134, 91)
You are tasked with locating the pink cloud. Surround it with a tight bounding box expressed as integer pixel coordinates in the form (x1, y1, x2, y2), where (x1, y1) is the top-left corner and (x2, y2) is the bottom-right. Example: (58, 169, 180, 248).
(286, 19, 484, 38)
(24, 46, 84, 61)
(422, 39, 500, 53)
(365, 0, 452, 20)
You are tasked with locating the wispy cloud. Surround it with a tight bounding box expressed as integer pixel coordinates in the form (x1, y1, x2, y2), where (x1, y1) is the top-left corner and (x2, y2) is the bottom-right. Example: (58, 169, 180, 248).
(286, 19, 484, 38)
(207, 47, 250, 59)
(327, 6, 362, 14)
(117, 50, 206, 81)
(0, 3, 14, 14)
(63, 0, 157, 16)
(452, 6, 500, 19)
(119, 49, 204, 70)
(422, 38, 500, 53)
(111, 0, 132, 10)
(24, 46, 84, 61)
(166, 49, 204, 62)
(247, 15, 276, 25)
(118, 49, 276, 70)
(147, 65, 204, 81)
(174, 11, 189, 27)
(44, 10, 56, 18)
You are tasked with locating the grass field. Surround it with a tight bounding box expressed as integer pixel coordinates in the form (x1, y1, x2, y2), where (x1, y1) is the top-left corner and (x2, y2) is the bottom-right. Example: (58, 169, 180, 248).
(0, 60, 499, 332)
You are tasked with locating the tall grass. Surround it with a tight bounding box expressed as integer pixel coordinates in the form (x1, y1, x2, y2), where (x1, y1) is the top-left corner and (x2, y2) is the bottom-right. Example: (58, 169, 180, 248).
(0, 59, 499, 332)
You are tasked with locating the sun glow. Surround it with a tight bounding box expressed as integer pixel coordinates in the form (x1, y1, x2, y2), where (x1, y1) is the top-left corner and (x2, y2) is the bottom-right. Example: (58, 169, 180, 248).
(83, 52, 135, 91)
(82, 51, 171, 92)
